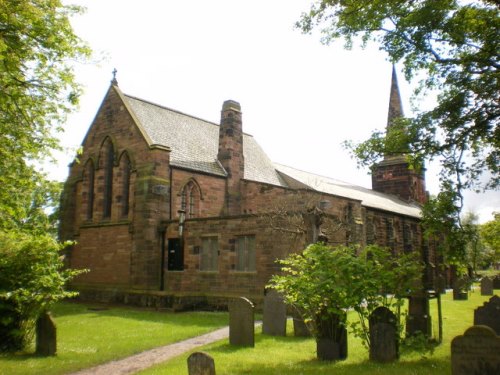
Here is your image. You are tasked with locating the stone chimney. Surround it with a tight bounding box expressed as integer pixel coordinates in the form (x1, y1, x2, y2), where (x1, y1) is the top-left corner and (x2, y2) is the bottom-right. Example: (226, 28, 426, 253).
(218, 100, 244, 215)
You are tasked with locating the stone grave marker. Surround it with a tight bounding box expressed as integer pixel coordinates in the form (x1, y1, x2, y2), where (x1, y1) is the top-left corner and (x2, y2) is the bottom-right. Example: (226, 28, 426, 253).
(229, 297, 254, 347)
(187, 352, 216, 375)
(436, 274, 447, 294)
(315, 312, 347, 361)
(474, 295, 500, 335)
(262, 289, 287, 336)
(292, 309, 311, 337)
(493, 275, 500, 290)
(369, 306, 399, 363)
(453, 277, 468, 300)
(36, 312, 56, 356)
(451, 325, 500, 375)
(481, 276, 494, 296)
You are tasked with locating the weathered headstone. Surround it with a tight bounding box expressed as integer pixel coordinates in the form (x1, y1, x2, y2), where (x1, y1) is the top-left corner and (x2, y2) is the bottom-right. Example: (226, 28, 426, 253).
(451, 325, 500, 375)
(453, 277, 468, 300)
(492, 275, 500, 290)
(187, 352, 216, 375)
(262, 289, 287, 336)
(292, 310, 311, 337)
(229, 297, 254, 347)
(369, 306, 399, 363)
(36, 312, 56, 356)
(406, 295, 432, 337)
(436, 274, 447, 294)
(315, 312, 347, 361)
(481, 277, 494, 296)
(474, 295, 500, 335)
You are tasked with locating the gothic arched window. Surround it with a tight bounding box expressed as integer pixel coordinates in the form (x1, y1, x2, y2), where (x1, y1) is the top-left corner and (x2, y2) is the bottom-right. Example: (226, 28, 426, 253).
(83, 159, 95, 220)
(180, 180, 201, 218)
(101, 138, 114, 219)
(119, 152, 132, 217)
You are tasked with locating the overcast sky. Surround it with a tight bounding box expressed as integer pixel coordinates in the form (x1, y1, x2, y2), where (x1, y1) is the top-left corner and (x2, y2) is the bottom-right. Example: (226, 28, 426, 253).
(53, 0, 498, 223)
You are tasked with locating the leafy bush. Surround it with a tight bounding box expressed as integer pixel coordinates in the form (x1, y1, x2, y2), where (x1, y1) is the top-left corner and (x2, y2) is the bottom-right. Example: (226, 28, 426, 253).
(0, 231, 83, 351)
(269, 243, 423, 350)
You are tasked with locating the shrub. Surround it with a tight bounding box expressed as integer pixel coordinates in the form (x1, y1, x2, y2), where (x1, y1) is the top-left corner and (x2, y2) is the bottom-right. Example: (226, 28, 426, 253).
(0, 231, 83, 351)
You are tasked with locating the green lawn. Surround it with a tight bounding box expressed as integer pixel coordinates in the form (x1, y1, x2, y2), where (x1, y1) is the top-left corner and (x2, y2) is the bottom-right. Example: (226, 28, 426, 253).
(0, 302, 228, 375)
(139, 289, 498, 375)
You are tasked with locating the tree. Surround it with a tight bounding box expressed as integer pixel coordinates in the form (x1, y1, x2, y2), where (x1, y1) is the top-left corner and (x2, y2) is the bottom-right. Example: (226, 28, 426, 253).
(480, 212, 500, 266)
(297, 1, 499, 260)
(0, 0, 90, 351)
(0, 0, 90, 231)
(269, 243, 422, 358)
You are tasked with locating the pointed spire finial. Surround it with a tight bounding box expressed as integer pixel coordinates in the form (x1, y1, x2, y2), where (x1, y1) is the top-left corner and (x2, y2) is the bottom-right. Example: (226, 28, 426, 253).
(111, 68, 118, 86)
(387, 65, 404, 128)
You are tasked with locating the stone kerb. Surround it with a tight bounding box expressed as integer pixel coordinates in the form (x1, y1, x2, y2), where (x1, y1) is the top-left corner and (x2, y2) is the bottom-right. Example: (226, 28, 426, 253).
(229, 297, 255, 347)
(36, 312, 57, 356)
(451, 325, 500, 375)
(474, 295, 500, 335)
(262, 289, 287, 336)
(480, 277, 494, 296)
(187, 352, 216, 375)
(369, 306, 399, 363)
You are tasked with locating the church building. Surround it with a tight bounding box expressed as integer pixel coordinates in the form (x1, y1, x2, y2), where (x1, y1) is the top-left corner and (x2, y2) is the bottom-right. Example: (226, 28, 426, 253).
(59, 68, 440, 308)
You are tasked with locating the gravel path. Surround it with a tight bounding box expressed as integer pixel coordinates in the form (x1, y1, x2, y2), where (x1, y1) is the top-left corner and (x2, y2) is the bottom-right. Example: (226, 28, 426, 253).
(69, 326, 231, 375)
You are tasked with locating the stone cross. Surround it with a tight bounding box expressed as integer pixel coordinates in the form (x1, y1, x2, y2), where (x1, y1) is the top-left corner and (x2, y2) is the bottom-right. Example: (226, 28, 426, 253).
(187, 352, 216, 375)
(369, 306, 399, 363)
(451, 325, 500, 375)
(474, 295, 500, 335)
(262, 289, 287, 336)
(36, 312, 56, 356)
(229, 297, 254, 347)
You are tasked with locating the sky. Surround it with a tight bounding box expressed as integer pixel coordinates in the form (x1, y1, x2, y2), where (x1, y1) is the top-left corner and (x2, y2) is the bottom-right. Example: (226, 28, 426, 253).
(53, 0, 499, 223)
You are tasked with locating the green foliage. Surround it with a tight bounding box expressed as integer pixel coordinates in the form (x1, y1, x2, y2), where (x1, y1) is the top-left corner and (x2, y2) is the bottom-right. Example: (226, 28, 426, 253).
(0, 231, 84, 351)
(0, 0, 90, 231)
(480, 212, 500, 265)
(269, 243, 423, 350)
(298, 0, 499, 263)
(0, 1, 90, 351)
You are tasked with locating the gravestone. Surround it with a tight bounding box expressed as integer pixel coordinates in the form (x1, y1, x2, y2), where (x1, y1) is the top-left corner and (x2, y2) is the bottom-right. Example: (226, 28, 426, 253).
(292, 310, 311, 337)
(187, 352, 216, 375)
(229, 297, 254, 347)
(436, 274, 447, 294)
(481, 277, 494, 296)
(262, 289, 287, 336)
(453, 277, 468, 300)
(493, 275, 500, 290)
(474, 295, 500, 335)
(451, 325, 500, 375)
(315, 312, 347, 361)
(369, 306, 399, 363)
(406, 295, 432, 337)
(36, 312, 56, 356)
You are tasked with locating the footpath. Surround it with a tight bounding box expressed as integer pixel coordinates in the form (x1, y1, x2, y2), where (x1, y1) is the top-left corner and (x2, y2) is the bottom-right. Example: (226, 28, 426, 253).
(69, 326, 231, 375)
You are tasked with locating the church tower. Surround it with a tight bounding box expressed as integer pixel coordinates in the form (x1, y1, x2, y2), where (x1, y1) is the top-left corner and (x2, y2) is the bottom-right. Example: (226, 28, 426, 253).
(371, 67, 427, 204)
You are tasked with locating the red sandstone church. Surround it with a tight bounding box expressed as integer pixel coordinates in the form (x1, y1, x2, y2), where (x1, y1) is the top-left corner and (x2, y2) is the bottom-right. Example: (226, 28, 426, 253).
(59, 69, 441, 308)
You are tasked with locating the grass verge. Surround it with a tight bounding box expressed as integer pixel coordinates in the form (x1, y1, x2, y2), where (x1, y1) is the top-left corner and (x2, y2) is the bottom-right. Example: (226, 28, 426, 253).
(0, 302, 228, 375)
(139, 289, 497, 375)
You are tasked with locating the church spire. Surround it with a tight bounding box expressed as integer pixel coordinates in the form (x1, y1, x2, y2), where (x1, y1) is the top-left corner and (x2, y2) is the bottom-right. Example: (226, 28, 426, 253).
(387, 65, 404, 129)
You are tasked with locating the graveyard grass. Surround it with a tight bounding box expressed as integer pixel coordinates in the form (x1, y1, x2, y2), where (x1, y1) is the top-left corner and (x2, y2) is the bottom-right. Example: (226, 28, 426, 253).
(139, 289, 497, 375)
(0, 302, 228, 375)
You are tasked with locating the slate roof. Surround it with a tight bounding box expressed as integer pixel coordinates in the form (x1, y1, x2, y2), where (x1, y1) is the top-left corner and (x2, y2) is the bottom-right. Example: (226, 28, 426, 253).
(275, 164, 422, 218)
(122, 92, 421, 218)
(124, 95, 287, 187)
